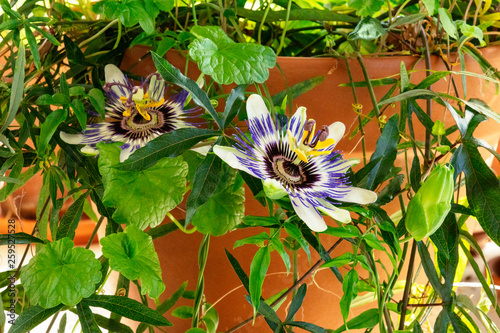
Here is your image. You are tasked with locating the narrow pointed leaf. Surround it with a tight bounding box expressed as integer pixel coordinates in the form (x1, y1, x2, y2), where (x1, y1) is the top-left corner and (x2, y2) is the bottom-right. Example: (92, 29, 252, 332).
(8, 305, 63, 333)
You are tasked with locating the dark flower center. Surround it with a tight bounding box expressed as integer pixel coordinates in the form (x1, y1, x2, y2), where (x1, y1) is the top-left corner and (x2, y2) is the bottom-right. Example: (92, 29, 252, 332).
(273, 158, 305, 185)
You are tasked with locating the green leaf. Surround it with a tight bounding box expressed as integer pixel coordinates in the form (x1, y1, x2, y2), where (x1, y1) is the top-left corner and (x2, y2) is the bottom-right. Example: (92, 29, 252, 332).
(156, 37, 176, 57)
(98, 143, 187, 229)
(285, 284, 306, 322)
(270, 238, 291, 273)
(71, 99, 87, 130)
(430, 214, 459, 294)
(348, 0, 384, 17)
(8, 305, 63, 333)
(171, 306, 194, 319)
(64, 35, 86, 66)
(287, 322, 325, 333)
(151, 52, 222, 128)
(340, 269, 358, 321)
(24, 25, 41, 71)
(239, 170, 266, 206)
(417, 241, 447, 300)
(222, 85, 246, 128)
(91, 313, 133, 333)
(77, 302, 102, 333)
(348, 16, 387, 41)
(438, 8, 458, 39)
(249, 247, 271, 316)
(0, 232, 44, 245)
(185, 329, 206, 333)
(0, 19, 21, 30)
(421, 0, 436, 15)
(366, 114, 399, 190)
(188, 26, 276, 85)
(332, 308, 379, 333)
(225, 249, 250, 293)
(272, 76, 325, 109)
(375, 173, 404, 206)
(87, 88, 106, 119)
(38, 108, 67, 157)
(389, 13, 427, 28)
(117, 128, 219, 171)
(452, 142, 500, 246)
(190, 172, 245, 236)
(58, 313, 67, 333)
(82, 294, 172, 326)
(56, 192, 88, 240)
(153, 0, 174, 12)
(0, 44, 25, 141)
(185, 152, 223, 224)
(101, 225, 165, 299)
(20, 238, 101, 308)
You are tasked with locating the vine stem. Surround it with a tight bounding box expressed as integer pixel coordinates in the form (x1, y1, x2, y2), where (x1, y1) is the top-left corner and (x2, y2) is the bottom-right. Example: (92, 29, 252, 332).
(398, 240, 417, 330)
(78, 19, 119, 48)
(85, 215, 105, 250)
(224, 238, 344, 333)
(344, 53, 367, 165)
(356, 52, 381, 119)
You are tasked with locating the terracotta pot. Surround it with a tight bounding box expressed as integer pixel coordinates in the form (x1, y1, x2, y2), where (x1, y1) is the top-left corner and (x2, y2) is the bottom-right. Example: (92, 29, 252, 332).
(120, 46, 500, 332)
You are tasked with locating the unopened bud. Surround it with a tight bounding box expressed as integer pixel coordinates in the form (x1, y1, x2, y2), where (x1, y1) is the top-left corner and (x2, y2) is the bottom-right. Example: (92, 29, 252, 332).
(405, 164, 454, 241)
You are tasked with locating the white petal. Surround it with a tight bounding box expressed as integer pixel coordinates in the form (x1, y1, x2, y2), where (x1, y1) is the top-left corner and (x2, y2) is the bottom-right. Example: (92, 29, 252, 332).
(246, 94, 270, 120)
(288, 106, 307, 138)
(290, 196, 327, 232)
(60, 132, 84, 144)
(105, 64, 129, 97)
(148, 74, 165, 101)
(132, 88, 144, 101)
(119, 145, 134, 163)
(327, 122, 346, 148)
(213, 145, 257, 177)
(339, 187, 378, 204)
(81, 145, 98, 155)
(317, 199, 351, 224)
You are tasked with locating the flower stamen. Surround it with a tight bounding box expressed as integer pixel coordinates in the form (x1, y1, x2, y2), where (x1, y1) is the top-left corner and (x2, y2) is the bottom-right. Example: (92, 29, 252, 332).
(288, 119, 335, 164)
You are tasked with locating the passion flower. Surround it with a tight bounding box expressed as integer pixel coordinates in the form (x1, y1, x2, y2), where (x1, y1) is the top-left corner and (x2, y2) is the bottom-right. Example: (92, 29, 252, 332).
(213, 94, 377, 232)
(61, 64, 196, 162)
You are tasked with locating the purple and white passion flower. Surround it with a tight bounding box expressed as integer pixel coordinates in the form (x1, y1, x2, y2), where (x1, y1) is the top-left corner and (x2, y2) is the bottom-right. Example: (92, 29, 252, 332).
(213, 94, 377, 232)
(61, 64, 196, 162)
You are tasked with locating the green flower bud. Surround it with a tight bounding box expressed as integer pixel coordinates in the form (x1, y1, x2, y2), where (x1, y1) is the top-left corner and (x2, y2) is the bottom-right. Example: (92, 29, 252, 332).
(405, 164, 455, 241)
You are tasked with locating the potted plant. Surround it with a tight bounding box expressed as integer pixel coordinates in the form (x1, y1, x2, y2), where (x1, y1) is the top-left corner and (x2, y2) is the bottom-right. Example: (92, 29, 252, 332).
(2, 0, 500, 332)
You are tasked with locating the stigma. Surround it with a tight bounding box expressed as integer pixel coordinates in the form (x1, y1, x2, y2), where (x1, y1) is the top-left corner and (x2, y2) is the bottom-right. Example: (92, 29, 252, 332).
(288, 119, 335, 164)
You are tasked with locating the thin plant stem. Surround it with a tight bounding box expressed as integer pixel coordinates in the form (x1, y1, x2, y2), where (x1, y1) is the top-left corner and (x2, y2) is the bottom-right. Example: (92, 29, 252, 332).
(276, 0, 292, 56)
(356, 52, 381, 119)
(257, 2, 271, 45)
(112, 20, 122, 50)
(344, 53, 367, 165)
(192, 0, 198, 26)
(166, 212, 197, 234)
(398, 240, 417, 330)
(224, 238, 344, 333)
(85, 215, 105, 250)
(78, 19, 119, 48)
(45, 309, 61, 333)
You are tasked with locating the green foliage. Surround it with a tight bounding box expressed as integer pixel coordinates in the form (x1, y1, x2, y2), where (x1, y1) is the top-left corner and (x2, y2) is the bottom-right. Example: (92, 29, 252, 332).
(190, 169, 245, 235)
(101, 225, 165, 299)
(20, 238, 101, 308)
(189, 26, 277, 85)
(98, 143, 188, 229)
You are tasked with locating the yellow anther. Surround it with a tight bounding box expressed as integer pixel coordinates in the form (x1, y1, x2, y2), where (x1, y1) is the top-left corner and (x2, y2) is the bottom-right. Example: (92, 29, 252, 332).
(314, 138, 335, 149)
(294, 149, 309, 163)
(307, 150, 332, 157)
